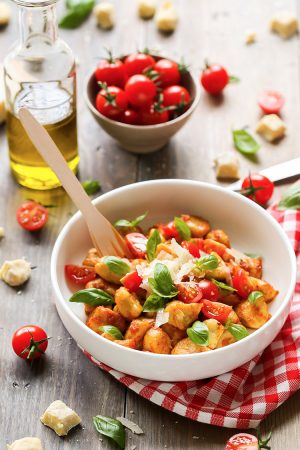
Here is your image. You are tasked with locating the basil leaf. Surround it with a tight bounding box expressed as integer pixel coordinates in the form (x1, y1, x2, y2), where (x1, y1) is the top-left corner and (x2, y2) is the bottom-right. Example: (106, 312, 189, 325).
(114, 211, 148, 228)
(245, 252, 262, 259)
(148, 278, 178, 298)
(93, 415, 125, 449)
(103, 256, 130, 276)
(146, 229, 161, 262)
(278, 184, 300, 211)
(248, 290, 264, 304)
(81, 179, 101, 195)
(142, 294, 166, 312)
(59, 0, 95, 28)
(100, 325, 123, 340)
(232, 129, 260, 155)
(195, 254, 219, 270)
(69, 288, 114, 306)
(212, 279, 237, 292)
(227, 323, 249, 341)
(148, 263, 178, 298)
(174, 217, 191, 241)
(229, 75, 240, 83)
(187, 321, 209, 346)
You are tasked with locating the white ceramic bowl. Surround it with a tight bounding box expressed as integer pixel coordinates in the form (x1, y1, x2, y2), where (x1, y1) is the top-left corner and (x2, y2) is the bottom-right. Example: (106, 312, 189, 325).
(51, 180, 296, 381)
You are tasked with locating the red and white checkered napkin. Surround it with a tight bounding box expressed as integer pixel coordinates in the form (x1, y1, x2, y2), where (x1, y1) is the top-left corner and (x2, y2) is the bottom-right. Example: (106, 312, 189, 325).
(85, 203, 300, 429)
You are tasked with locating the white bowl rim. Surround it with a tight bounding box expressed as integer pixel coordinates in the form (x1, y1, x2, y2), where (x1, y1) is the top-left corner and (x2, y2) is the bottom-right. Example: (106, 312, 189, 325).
(51, 179, 297, 361)
(84, 67, 201, 130)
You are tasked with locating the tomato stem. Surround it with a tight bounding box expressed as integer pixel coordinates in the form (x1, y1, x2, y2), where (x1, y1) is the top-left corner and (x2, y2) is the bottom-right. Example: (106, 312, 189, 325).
(236, 174, 265, 197)
(257, 427, 272, 449)
(104, 47, 115, 63)
(19, 330, 51, 362)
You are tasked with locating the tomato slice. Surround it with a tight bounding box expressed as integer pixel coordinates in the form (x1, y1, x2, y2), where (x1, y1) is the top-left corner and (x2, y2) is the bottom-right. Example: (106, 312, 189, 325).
(159, 221, 180, 241)
(258, 90, 285, 114)
(232, 269, 252, 299)
(125, 232, 147, 258)
(225, 433, 259, 450)
(201, 300, 232, 323)
(181, 238, 204, 257)
(65, 265, 96, 285)
(176, 282, 203, 304)
(122, 271, 143, 292)
(16, 201, 48, 231)
(197, 280, 219, 301)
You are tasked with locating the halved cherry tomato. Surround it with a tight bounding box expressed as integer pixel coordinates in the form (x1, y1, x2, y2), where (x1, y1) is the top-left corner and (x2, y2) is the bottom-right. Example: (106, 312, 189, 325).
(197, 280, 219, 301)
(125, 74, 157, 108)
(65, 265, 96, 285)
(12, 325, 49, 360)
(201, 299, 232, 323)
(122, 271, 143, 292)
(231, 269, 252, 299)
(258, 90, 285, 114)
(241, 174, 274, 206)
(95, 55, 126, 88)
(154, 59, 181, 87)
(16, 201, 48, 231)
(201, 64, 229, 95)
(181, 238, 204, 257)
(138, 103, 169, 125)
(158, 221, 180, 241)
(120, 108, 139, 125)
(96, 86, 128, 120)
(225, 433, 259, 450)
(124, 53, 155, 77)
(125, 232, 148, 258)
(176, 282, 203, 304)
(162, 85, 191, 111)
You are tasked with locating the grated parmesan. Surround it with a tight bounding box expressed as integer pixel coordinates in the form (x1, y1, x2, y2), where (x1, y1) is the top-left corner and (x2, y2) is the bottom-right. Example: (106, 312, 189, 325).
(155, 309, 169, 328)
(116, 417, 144, 435)
(226, 247, 249, 264)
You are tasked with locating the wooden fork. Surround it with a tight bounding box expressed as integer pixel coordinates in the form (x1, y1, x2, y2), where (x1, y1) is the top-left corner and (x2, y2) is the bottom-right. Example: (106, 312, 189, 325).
(19, 108, 130, 258)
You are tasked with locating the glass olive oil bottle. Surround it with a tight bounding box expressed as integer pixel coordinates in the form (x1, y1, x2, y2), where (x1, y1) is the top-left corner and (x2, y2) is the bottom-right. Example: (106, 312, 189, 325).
(4, 0, 78, 190)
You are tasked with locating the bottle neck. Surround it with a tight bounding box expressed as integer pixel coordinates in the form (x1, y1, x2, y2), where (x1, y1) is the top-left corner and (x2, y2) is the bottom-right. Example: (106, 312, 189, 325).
(19, 3, 58, 46)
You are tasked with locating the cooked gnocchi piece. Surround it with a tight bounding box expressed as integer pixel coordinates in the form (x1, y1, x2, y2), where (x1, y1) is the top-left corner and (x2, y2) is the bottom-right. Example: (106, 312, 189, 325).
(143, 327, 172, 354)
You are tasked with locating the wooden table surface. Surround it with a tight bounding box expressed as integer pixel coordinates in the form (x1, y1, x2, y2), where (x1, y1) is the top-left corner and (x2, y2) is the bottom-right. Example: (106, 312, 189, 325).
(1, 0, 299, 448)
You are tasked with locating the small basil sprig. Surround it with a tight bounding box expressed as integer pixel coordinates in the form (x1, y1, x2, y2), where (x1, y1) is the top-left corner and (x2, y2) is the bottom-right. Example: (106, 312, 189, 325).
(187, 321, 209, 346)
(114, 211, 148, 229)
(212, 279, 237, 293)
(195, 254, 219, 271)
(174, 217, 191, 240)
(69, 288, 114, 306)
(226, 323, 249, 341)
(81, 179, 101, 195)
(148, 263, 178, 298)
(103, 256, 130, 276)
(59, 0, 95, 28)
(278, 184, 300, 211)
(146, 229, 161, 262)
(248, 291, 263, 304)
(100, 325, 123, 340)
(229, 75, 240, 83)
(142, 294, 166, 312)
(93, 415, 125, 449)
(232, 129, 260, 155)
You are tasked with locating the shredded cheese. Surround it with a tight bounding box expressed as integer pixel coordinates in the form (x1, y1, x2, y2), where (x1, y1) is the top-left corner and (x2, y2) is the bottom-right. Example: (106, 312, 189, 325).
(116, 417, 144, 434)
(155, 309, 169, 328)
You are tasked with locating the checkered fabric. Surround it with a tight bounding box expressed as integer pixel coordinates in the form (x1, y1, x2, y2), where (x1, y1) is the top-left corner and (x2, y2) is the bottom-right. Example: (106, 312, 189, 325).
(84, 202, 300, 429)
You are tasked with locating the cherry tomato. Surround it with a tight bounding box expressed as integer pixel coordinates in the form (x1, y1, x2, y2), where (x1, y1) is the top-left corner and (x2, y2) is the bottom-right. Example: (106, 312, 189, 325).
(241, 174, 274, 205)
(201, 300, 232, 323)
(201, 64, 229, 95)
(96, 86, 128, 120)
(124, 52, 155, 77)
(225, 433, 259, 450)
(12, 325, 49, 360)
(158, 221, 180, 241)
(176, 282, 203, 304)
(120, 109, 139, 125)
(258, 90, 285, 114)
(197, 280, 219, 301)
(231, 269, 252, 299)
(181, 238, 204, 257)
(154, 59, 181, 88)
(16, 201, 48, 231)
(65, 265, 96, 285)
(125, 232, 148, 258)
(122, 271, 143, 292)
(138, 104, 169, 125)
(125, 75, 157, 108)
(162, 85, 191, 111)
(95, 56, 126, 88)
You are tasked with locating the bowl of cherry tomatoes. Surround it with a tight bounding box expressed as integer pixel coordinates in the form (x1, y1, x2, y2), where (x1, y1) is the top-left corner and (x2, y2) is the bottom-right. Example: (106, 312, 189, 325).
(85, 51, 200, 153)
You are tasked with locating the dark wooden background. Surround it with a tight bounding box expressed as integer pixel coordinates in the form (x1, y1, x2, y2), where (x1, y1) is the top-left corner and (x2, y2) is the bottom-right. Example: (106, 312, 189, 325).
(1, 0, 299, 448)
